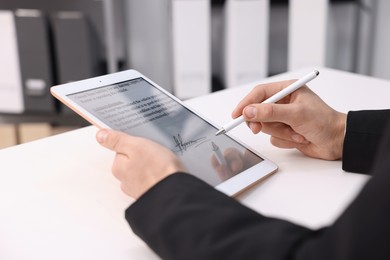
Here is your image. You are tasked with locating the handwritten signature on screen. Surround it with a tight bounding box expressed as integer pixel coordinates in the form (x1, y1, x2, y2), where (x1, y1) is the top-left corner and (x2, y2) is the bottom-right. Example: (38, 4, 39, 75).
(172, 134, 208, 155)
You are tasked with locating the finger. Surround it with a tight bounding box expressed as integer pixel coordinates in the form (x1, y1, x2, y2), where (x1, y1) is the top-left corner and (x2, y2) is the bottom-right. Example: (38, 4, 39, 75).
(261, 123, 308, 144)
(111, 154, 128, 180)
(248, 122, 262, 134)
(270, 136, 306, 149)
(242, 102, 302, 126)
(232, 80, 296, 118)
(96, 129, 132, 154)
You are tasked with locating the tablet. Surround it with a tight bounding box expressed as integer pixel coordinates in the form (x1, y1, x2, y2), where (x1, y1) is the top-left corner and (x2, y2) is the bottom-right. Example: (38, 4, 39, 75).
(51, 69, 277, 196)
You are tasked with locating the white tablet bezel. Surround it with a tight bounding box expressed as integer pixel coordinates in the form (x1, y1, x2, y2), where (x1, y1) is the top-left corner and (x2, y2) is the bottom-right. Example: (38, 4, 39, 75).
(51, 69, 278, 197)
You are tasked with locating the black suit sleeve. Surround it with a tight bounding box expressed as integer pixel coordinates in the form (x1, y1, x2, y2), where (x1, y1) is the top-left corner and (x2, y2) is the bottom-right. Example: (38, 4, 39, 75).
(342, 110, 390, 173)
(126, 173, 312, 260)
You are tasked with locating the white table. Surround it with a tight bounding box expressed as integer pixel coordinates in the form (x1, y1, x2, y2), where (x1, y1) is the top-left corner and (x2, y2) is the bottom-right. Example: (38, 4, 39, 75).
(1, 67, 389, 259)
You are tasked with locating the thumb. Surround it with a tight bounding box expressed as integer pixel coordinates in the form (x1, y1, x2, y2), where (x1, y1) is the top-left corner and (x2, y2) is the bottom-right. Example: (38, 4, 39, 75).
(96, 129, 129, 153)
(243, 103, 295, 124)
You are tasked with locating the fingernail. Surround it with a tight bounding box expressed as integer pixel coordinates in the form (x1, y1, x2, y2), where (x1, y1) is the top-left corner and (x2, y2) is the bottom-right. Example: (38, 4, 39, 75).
(249, 122, 256, 132)
(244, 106, 256, 119)
(232, 107, 239, 115)
(97, 130, 109, 143)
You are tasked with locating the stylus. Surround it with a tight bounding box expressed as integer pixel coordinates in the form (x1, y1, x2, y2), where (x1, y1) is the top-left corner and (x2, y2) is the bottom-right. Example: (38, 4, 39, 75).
(215, 70, 320, 136)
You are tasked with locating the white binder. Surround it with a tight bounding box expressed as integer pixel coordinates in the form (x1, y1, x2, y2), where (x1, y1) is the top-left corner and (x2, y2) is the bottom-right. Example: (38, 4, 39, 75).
(288, 0, 328, 70)
(124, 0, 173, 93)
(224, 0, 269, 89)
(0, 10, 24, 113)
(172, 0, 211, 99)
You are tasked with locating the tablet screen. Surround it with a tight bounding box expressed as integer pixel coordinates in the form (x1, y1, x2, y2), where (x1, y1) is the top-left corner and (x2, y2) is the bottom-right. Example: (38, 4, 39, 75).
(67, 77, 263, 186)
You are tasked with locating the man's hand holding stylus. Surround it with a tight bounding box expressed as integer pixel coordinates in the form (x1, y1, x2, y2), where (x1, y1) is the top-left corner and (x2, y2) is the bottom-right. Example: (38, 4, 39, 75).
(232, 80, 347, 160)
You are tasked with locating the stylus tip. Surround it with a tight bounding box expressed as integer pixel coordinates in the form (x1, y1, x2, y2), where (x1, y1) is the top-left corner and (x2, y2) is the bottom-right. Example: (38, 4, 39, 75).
(215, 129, 225, 136)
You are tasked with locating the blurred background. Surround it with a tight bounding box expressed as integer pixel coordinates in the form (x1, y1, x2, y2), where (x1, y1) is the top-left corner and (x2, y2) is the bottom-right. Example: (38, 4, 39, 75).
(0, 0, 389, 148)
